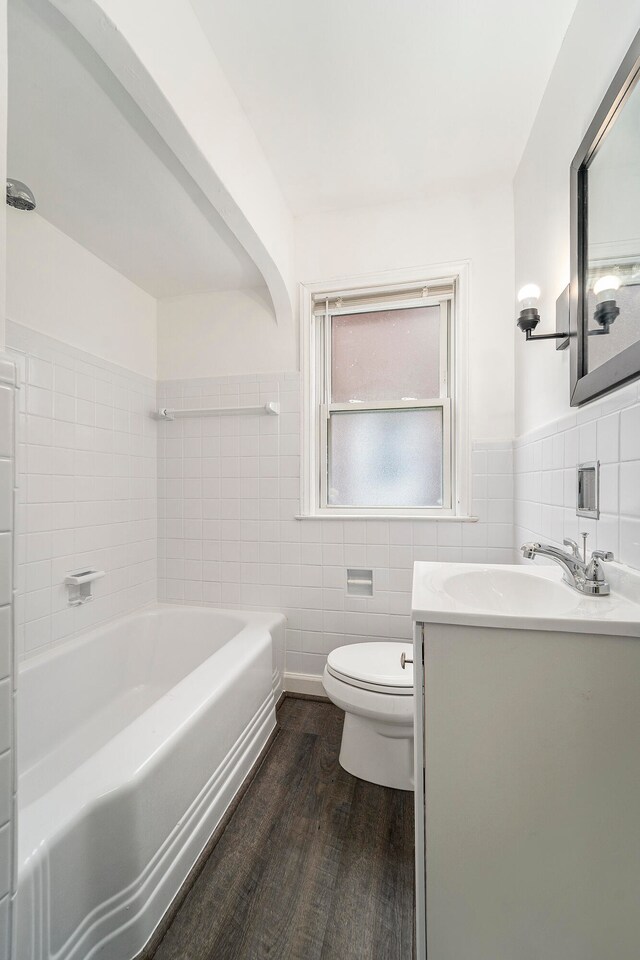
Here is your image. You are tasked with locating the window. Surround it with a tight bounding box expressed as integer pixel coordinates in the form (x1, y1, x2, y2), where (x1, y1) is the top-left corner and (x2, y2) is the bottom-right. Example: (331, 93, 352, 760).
(301, 268, 469, 518)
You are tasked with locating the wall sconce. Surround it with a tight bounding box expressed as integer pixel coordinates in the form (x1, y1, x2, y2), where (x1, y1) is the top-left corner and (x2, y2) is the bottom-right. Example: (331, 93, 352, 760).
(592, 275, 620, 333)
(517, 278, 622, 347)
(516, 284, 569, 343)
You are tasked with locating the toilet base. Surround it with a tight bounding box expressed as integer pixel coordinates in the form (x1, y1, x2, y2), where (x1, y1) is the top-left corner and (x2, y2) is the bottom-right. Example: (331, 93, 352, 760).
(339, 712, 414, 791)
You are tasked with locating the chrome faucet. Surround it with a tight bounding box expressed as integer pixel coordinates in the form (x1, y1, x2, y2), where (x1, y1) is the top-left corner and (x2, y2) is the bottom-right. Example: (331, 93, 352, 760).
(521, 536, 614, 596)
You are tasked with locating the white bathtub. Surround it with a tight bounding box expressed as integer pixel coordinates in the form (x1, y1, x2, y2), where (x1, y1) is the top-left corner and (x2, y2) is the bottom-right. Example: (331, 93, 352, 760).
(15, 603, 285, 960)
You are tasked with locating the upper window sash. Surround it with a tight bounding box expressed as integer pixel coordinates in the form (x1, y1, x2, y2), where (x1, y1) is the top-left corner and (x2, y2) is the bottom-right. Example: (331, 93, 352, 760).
(322, 295, 451, 402)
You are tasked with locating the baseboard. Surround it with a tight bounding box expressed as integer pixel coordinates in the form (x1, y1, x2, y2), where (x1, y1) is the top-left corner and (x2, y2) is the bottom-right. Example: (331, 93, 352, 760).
(284, 671, 325, 697)
(284, 691, 330, 704)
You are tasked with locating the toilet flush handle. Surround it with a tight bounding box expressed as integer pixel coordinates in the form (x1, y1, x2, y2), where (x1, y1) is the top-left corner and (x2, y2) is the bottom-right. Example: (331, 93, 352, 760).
(400, 652, 413, 670)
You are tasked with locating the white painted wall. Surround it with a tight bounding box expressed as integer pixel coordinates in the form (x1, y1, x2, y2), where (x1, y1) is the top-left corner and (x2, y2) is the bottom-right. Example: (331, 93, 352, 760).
(7, 209, 157, 379)
(514, 0, 640, 437)
(513, 0, 640, 569)
(158, 182, 516, 441)
(296, 182, 516, 441)
(157, 181, 516, 423)
(48, 0, 294, 334)
(158, 287, 296, 380)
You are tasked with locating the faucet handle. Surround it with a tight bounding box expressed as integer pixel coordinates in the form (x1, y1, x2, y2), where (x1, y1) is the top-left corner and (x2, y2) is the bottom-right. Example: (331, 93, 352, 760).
(563, 538, 580, 559)
(591, 549, 614, 562)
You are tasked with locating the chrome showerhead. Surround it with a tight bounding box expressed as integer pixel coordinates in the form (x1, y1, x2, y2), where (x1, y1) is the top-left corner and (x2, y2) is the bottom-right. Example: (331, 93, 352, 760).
(6, 179, 36, 211)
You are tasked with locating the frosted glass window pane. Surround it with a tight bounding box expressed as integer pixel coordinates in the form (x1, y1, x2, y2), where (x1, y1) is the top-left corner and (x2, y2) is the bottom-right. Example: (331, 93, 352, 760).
(331, 305, 441, 402)
(328, 408, 443, 507)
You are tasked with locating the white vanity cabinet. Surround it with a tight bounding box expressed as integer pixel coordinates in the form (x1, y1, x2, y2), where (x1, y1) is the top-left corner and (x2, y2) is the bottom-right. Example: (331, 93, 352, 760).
(412, 561, 640, 960)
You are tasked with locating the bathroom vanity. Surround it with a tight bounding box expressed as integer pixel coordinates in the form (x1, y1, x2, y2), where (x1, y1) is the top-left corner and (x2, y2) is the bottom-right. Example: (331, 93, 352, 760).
(412, 561, 640, 960)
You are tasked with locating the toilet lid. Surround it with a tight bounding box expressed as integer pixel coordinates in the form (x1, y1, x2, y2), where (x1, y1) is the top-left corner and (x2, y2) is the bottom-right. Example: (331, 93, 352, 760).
(327, 642, 414, 695)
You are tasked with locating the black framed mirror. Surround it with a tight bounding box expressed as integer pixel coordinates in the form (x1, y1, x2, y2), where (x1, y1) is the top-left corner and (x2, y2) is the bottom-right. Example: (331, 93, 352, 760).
(570, 28, 640, 406)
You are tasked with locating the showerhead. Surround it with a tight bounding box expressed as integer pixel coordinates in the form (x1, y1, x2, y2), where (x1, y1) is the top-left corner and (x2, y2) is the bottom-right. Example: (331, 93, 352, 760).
(6, 179, 36, 211)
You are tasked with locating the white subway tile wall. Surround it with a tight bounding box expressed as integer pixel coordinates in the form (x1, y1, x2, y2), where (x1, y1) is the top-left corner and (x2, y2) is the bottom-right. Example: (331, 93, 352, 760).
(0, 357, 16, 959)
(514, 379, 640, 568)
(6, 322, 157, 662)
(10, 321, 640, 685)
(158, 373, 514, 679)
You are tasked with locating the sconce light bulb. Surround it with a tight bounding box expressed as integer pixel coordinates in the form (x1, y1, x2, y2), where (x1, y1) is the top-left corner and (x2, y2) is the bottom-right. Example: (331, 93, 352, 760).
(593, 275, 621, 300)
(517, 283, 541, 309)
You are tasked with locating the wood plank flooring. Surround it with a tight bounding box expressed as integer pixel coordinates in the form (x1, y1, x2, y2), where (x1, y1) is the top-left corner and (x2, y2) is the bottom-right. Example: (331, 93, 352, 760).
(151, 696, 415, 960)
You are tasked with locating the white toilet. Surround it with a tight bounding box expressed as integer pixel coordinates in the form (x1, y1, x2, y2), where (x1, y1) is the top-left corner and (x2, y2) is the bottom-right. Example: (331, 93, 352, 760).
(322, 641, 414, 791)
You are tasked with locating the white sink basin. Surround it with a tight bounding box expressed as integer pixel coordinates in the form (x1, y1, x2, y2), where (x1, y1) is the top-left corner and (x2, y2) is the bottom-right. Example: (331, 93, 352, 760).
(412, 561, 640, 635)
(441, 567, 579, 617)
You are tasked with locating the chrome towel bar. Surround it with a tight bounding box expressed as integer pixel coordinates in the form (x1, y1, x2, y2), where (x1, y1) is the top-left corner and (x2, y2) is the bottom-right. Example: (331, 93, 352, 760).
(156, 401, 279, 420)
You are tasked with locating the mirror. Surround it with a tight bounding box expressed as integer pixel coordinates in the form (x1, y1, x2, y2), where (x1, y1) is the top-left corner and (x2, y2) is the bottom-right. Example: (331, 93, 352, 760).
(570, 28, 640, 405)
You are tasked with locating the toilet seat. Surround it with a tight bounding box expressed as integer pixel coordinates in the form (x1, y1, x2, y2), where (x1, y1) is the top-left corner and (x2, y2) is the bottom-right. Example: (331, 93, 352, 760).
(326, 642, 414, 696)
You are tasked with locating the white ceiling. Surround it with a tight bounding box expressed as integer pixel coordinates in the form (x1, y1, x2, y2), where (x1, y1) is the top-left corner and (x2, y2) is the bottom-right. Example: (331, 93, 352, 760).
(8, 0, 262, 299)
(190, 0, 579, 216)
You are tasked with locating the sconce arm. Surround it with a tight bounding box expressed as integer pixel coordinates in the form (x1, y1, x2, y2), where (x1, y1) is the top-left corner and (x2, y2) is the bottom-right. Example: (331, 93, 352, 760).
(523, 329, 569, 341)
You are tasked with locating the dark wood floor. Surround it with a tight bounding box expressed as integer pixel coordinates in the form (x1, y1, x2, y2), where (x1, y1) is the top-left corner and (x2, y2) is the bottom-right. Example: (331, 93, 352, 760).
(151, 696, 415, 960)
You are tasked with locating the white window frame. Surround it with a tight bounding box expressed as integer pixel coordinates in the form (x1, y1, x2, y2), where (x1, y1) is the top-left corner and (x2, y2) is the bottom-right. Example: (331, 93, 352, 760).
(299, 262, 471, 520)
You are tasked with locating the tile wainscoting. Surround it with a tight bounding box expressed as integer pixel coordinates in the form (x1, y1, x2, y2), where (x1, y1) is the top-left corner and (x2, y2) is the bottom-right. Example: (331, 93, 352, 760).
(158, 372, 515, 682)
(12, 326, 640, 689)
(6, 321, 157, 662)
(514, 379, 640, 569)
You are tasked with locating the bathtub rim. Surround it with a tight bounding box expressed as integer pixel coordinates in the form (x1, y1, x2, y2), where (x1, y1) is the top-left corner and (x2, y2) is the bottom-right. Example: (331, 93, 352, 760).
(17, 600, 284, 675)
(17, 603, 286, 869)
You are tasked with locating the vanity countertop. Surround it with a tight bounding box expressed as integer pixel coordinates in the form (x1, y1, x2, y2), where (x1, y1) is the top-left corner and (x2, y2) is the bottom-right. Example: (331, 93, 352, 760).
(412, 561, 640, 636)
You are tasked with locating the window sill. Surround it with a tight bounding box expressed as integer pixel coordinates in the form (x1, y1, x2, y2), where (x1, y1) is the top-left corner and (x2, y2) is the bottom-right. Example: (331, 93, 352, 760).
(295, 514, 478, 522)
